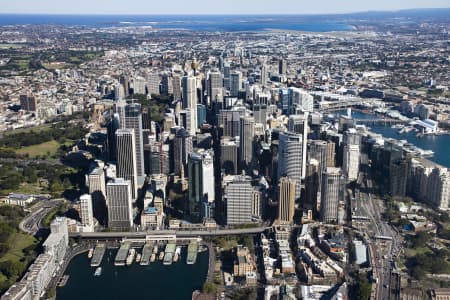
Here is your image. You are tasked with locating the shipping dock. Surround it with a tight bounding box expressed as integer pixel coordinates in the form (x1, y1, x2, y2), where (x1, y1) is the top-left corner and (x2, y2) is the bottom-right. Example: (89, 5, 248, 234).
(140, 243, 153, 266)
(114, 242, 131, 266)
(187, 241, 198, 265)
(163, 243, 176, 265)
(90, 243, 106, 267)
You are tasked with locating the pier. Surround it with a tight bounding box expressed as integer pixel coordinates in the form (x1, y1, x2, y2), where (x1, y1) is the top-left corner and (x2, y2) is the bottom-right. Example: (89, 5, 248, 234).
(114, 242, 131, 266)
(90, 243, 106, 267)
(187, 241, 198, 265)
(140, 243, 153, 266)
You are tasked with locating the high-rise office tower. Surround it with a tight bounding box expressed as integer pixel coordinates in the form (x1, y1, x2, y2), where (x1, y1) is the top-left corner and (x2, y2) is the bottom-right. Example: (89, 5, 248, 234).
(308, 140, 329, 209)
(326, 141, 336, 167)
(239, 116, 255, 170)
(141, 106, 151, 130)
(230, 71, 242, 97)
(197, 104, 207, 128)
(173, 127, 193, 177)
(86, 167, 106, 198)
(133, 76, 146, 95)
(119, 75, 129, 97)
(20, 94, 38, 112)
(261, 64, 268, 85)
(218, 109, 243, 137)
(278, 176, 296, 224)
(182, 75, 198, 135)
(107, 178, 133, 231)
(253, 93, 269, 125)
(343, 144, 360, 182)
(279, 88, 289, 114)
(225, 176, 253, 225)
(147, 73, 161, 95)
(320, 167, 345, 223)
(107, 113, 120, 161)
(161, 72, 170, 96)
(223, 63, 231, 90)
(221, 137, 238, 175)
(172, 74, 182, 101)
(428, 167, 450, 210)
(252, 186, 265, 219)
(279, 58, 287, 75)
(208, 70, 223, 104)
(79, 194, 94, 231)
(188, 150, 215, 220)
(116, 129, 138, 199)
(288, 88, 314, 113)
(278, 131, 304, 200)
(288, 113, 308, 178)
(123, 103, 145, 180)
(305, 159, 320, 210)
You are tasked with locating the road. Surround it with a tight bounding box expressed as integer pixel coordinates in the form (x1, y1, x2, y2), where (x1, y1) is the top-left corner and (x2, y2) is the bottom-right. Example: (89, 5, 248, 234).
(19, 199, 65, 234)
(69, 227, 269, 239)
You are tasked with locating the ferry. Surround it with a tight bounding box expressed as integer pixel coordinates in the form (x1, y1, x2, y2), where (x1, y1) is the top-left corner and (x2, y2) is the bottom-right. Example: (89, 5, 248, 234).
(173, 246, 181, 263)
(187, 241, 198, 265)
(136, 253, 142, 263)
(87, 248, 94, 259)
(126, 249, 136, 266)
(150, 253, 156, 263)
(159, 251, 165, 261)
(94, 267, 102, 277)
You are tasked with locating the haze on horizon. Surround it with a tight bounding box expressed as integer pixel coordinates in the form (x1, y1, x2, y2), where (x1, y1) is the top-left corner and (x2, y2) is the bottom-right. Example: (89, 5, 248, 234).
(1, 0, 449, 15)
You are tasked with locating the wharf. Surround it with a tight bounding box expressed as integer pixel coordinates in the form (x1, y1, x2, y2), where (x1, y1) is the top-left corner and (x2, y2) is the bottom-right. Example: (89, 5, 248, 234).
(140, 243, 153, 266)
(90, 243, 106, 267)
(114, 242, 131, 266)
(187, 241, 198, 265)
(163, 243, 176, 265)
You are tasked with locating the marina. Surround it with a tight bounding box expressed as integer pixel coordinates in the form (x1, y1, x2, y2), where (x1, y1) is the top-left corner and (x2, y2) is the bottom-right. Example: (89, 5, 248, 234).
(90, 243, 106, 267)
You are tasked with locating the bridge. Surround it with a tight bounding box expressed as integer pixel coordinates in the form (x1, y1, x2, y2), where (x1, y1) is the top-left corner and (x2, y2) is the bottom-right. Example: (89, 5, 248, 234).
(354, 118, 409, 125)
(69, 227, 269, 240)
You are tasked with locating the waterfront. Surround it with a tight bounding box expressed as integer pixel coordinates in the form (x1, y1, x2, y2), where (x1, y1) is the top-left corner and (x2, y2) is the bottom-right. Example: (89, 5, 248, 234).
(56, 249, 209, 300)
(340, 110, 450, 168)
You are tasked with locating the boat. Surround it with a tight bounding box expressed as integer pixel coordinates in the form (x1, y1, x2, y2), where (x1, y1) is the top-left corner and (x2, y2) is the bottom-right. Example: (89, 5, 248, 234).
(159, 251, 164, 261)
(173, 246, 181, 263)
(163, 243, 176, 265)
(136, 253, 141, 263)
(94, 267, 102, 277)
(87, 248, 94, 259)
(150, 253, 156, 263)
(153, 245, 159, 254)
(126, 249, 136, 266)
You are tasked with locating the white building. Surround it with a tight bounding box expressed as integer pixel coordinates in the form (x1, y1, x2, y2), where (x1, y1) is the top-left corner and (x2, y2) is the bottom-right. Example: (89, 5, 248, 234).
(343, 144, 360, 182)
(79, 194, 94, 232)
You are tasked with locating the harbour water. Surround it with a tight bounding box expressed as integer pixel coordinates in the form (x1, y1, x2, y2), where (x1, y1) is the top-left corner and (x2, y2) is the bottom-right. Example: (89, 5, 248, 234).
(338, 110, 450, 168)
(56, 249, 208, 300)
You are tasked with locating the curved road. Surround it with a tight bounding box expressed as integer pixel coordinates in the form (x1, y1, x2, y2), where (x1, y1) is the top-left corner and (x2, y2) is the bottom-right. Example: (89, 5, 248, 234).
(19, 199, 65, 234)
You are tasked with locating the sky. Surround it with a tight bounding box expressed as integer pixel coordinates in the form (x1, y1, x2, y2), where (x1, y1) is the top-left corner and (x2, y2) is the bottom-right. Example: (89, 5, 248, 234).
(1, 0, 449, 15)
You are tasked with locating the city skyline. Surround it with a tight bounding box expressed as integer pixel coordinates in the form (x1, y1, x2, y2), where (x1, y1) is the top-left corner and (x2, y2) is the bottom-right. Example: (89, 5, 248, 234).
(1, 0, 449, 15)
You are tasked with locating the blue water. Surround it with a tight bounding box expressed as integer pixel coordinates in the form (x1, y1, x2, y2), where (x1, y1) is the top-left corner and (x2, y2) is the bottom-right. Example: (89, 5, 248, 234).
(337, 110, 450, 168)
(0, 14, 352, 32)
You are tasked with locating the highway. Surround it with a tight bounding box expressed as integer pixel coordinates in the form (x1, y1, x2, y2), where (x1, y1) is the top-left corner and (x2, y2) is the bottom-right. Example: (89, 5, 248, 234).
(19, 199, 65, 234)
(69, 227, 269, 239)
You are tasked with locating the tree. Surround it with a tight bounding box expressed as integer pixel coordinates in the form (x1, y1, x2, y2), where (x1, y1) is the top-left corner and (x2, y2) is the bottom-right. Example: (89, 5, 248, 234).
(202, 282, 216, 294)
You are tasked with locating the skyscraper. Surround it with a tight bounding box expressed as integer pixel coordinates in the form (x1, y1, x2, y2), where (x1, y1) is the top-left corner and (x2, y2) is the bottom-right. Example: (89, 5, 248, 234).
(221, 137, 238, 175)
(107, 178, 133, 231)
(182, 75, 198, 135)
(239, 116, 255, 170)
(172, 73, 182, 101)
(123, 103, 145, 180)
(288, 113, 308, 178)
(261, 63, 268, 85)
(320, 167, 345, 223)
(278, 131, 305, 200)
(116, 129, 138, 199)
(79, 194, 94, 231)
(343, 144, 360, 182)
(253, 92, 269, 125)
(173, 127, 193, 177)
(230, 71, 242, 97)
(279, 58, 287, 75)
(208, 69, 223, 103)
(225, 176, 253, 225)
(278, 176, 296, 224)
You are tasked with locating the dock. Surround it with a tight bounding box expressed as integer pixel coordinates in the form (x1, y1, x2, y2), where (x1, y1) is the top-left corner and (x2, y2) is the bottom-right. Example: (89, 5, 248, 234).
(140, 243, 153, 266)
(187, 241, 198, 265)
(114, 242, 131, 266)
(90, 243, 106, 267)
(163, 243, 176, 265)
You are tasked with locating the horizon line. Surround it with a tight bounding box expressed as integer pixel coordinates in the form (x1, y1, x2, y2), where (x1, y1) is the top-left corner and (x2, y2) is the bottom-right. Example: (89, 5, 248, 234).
(0, 7, 449, 17)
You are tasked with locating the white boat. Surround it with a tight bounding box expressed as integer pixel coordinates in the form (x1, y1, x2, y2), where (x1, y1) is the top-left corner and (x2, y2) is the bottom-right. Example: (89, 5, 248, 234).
(173, 246, 181, 263)
(136, 253, 141, 263)
(153, 245, 158, 254)
(126, 249, 136, 266)
(159, 251, 164, 261)
(150, 253, 156, 263)
(94, 267, 102, 276)
(88, 248, 94, 259)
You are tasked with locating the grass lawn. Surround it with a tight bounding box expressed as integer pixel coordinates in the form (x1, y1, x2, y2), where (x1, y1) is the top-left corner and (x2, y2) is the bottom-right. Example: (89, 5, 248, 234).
(0, 233, 37, 264)
(404, 246, 432, 257)
(4, 123, 52, 136)
(16, 140, 60, 158)
(17, 182, 43, 194)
